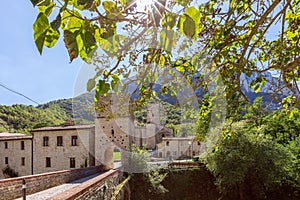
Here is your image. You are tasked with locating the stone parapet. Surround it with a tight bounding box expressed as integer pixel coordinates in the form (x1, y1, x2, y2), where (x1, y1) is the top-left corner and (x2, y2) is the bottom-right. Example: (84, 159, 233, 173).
(48, 168, 123, 200)
(0, 166, 104, 200)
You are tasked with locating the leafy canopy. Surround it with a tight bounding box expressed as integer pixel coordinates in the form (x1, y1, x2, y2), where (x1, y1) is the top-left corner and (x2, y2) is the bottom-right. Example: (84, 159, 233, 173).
(30, 0, 300, 115)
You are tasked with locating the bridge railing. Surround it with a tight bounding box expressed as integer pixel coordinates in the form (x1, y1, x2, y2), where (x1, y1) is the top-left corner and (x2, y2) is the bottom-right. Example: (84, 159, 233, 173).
(0, 166, 104, 200)
(48, 167, 123, 200)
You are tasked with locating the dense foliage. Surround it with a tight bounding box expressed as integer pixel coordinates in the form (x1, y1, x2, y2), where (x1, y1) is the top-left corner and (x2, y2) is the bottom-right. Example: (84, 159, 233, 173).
(28, 0, 300, 199)
(29, 0, 300, 111)
(200, 99, 300, 199)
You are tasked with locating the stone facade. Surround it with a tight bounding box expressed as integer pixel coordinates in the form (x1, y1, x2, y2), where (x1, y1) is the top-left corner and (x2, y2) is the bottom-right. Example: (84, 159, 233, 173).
(94, 93, 174, 169)
(156, 137, 201, 159)
(0, 133, 32, 179)
(133, 103, 173, 150)
(95, 93, 133, 169)
(31, 125, 95, 174)
(0, 93, 175, 178)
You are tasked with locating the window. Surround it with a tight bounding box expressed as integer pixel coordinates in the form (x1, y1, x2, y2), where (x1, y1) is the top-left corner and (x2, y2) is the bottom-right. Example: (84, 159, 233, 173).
(70, 158, 76, 168)
(5, 157, 8, 165)
(21, 141, 25, 150)
(21, 157, 25, 166)
(166, 141, 169, 146)
(46, 157, 51, 168)
(5, 142, 8, 149)
(71, 136, 78, 146)
(43, 136, 49, 146)
(57, 136, 63, 146)
(173, 151, 177, 156)
(166, 151, 170, 156)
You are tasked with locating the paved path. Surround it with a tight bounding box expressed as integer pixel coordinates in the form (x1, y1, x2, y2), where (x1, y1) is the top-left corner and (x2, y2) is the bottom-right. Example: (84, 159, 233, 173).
(15, 173, 101, 200)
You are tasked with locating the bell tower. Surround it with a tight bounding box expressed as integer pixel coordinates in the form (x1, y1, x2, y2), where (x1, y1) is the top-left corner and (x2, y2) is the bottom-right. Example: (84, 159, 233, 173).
(94, 93, 133, 169)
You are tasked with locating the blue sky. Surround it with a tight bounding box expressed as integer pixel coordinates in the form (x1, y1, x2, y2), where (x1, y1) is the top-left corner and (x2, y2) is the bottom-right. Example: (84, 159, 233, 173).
(0, 1, 82, 106)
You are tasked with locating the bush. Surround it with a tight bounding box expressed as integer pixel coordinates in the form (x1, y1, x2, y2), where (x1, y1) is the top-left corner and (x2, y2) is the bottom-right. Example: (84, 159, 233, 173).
(2, 165, 18, 178)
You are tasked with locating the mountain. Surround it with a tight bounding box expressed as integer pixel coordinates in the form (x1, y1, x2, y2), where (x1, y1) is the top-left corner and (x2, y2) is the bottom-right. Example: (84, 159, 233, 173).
(127, 71, 290, 109)
(0, 72, 291, 134)
(240, 71, 292, 95)
(240, 71, 293, 109)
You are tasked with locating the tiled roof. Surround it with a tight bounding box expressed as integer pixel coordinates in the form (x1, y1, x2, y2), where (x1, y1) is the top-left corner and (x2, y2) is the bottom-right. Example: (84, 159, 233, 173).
(0, 132, 32, 141)
(31, 124, 95, 132)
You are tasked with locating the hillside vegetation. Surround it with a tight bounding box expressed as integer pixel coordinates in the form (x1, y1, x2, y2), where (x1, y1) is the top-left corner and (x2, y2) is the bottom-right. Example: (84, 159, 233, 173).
(0, 93, 94, 134)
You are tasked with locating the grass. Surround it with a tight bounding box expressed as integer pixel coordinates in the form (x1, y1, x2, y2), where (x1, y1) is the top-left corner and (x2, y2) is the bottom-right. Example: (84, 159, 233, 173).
(114, 151, 121, 161)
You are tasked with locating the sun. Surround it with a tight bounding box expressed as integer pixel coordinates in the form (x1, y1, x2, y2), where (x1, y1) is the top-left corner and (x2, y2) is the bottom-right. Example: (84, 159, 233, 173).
(136, 0, 156, 12)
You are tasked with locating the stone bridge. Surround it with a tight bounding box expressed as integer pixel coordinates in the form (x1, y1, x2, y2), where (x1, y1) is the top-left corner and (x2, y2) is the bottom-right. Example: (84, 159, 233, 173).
(0, 165, 128, 200)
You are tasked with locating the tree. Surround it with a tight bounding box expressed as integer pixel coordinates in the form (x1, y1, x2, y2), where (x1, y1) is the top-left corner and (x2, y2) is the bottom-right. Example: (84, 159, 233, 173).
(201, 121, 294, 199)
(29, 0, 300, 110)
(124, 144, 149, 173)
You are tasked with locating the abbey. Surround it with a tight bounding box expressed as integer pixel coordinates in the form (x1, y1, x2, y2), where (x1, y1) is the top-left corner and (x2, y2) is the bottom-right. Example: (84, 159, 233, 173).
(94, 93, 173, 169)
(0, 93, 176, 178)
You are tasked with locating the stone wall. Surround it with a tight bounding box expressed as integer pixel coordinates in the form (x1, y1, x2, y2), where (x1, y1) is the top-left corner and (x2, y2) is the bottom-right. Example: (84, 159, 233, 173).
(0, 166, 103, 200)
(48, 169, 127, 200)
(32, 125, 95, 174)
(0, 138, 32, 179)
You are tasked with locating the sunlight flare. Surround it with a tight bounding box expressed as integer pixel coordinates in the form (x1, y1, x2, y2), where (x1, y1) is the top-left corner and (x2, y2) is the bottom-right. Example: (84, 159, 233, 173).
(136, 0, 156, 12)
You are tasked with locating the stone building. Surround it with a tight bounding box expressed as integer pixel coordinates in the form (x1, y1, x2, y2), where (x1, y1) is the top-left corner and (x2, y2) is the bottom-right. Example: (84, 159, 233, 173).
(156, 136, 201, 160)
(0, 93, 175, 178)
(0, 132, 32, 179)
(94, 93, 173, 169)
(31, 125, 95, 174)
(94, 93, 133, 169)
(132, 103, 173, 149)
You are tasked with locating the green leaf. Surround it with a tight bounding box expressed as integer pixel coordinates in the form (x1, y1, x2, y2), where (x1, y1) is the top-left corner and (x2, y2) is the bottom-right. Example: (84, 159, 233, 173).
(183, 15, 195, 37)
(230, 0, 235, 9)
(162, 13, 177, 29)
(61, 10, 83, 31)
(63, 30, 79, 62)
(96, 80, 110, 96)
(111, 74, 120, 91)
(87, 78, 96, 92)
(38, 1, 55, 16)
(50, 13, 61, 30)
(178, 13, 196, 38)
(77, 30, 97, 62)
(160, 30, 176, 52)
(33, 12, 50, 54)
(185, 7, 200, 36)
(103, 1, 121, 17)
(175, 0, 190, 7)
(119, 0, 127, 7)
(76, 0, 97, 10)
(44, 28, 60, 48)
(176, 65, 185, 72)
(253, 85, 261, 93)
